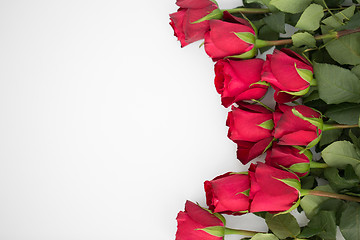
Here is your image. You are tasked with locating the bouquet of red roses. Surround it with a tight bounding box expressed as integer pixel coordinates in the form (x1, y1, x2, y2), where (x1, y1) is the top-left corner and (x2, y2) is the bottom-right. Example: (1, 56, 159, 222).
(170, 0, 360, 239)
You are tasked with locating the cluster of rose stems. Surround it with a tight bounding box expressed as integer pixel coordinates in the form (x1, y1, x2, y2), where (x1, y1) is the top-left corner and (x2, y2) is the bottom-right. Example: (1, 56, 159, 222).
(220, 8, 360, 47)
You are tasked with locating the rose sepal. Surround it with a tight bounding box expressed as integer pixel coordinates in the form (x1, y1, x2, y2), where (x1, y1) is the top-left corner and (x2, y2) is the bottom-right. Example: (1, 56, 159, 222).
(192, 8, 223, 23)
(197, 226, 225, 237)
(291, 108, 323, 149)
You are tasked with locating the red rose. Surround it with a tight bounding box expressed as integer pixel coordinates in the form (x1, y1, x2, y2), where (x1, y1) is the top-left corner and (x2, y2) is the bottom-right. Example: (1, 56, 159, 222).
(176, 201, 225, 240)
(227, 103, 274, 163)
(204, 172, 250, 215)
(170, 1, 219, 47)
(176, 0, 216, 8)
(204, 12, 256, 61)
(249, 163, 301, 213)
(274, 105, 322, 148)
(235, 138, 274, 165)
(265, 143, 312, 177)
(214, 58, 267, 107)
(261, 49, 314, 103)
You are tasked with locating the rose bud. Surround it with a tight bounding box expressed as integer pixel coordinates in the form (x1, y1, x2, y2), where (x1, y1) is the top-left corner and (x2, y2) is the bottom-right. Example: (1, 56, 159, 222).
(170, 0, 220, 47)
(265, 143, 312, 178)
(274, 105, 323, 149)
(204, 12, 257, 61)
(261, 48, 314, 103)
(227, 102, 274, 164)
(249, 163, 301, 213)
(214, 58, 268, 108)
(176, 200, 225, 240)
(204, 172, 250, 215)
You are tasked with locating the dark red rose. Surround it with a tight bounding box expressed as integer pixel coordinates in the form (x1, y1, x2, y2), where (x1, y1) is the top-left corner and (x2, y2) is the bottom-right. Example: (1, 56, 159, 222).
(204, 172, 250, 215)
(170, 1, 219, 47)
(261, 49, 314, 103)
(227, 103, 274, 164)
(214, 58, 267, 107)
(204, 12, 256, 61)
(249, 163, 301, 213)
(176, 201, 225, 240)
(274, 105, 322, 148)
(265, 143, 312, 177)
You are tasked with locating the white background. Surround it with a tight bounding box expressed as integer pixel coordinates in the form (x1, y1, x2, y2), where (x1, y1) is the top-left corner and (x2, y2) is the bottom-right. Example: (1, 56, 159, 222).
(0, 0, 345, 239)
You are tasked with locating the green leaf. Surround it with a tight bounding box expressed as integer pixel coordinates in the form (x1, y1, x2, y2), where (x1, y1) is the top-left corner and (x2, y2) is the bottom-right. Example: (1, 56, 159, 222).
(318, 198, 345, 225)
(301, 175, 315, 189)
(322, 141, 360, 177)
(324, 32, 360, 65)
(322, 5, 356, 29)
(338, 12, 360, 31)
(313, 0, 345, 7)
(245, 0, 279, 12)
(265, 213, 300, 239)
(292, 32, 316, 47)
(258, 24, 279, 53)
(352, 65, 360, 78)
(319, 126, 342, 147)
(270, 0, 311, 13)
(326, 103, 360, 125)
(299, 211, 337, 240)
(314, 62, 360, 104)
(324, 167, 360, 191)
(251, 233, 279, 240)
(263, 12, 285, 33)
(295, 4, 324, 31)
(340, 202, 360, 240)
(300, 185, 334, 219)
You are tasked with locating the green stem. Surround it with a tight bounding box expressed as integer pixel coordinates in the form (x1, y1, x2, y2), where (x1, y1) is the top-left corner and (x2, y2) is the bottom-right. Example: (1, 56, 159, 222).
(224, 227, 260, 236)
(310, 162, 328, 168)
(323, 124, 359, 131)
(224, 8, 271, 14)
(308, 190, 360, 202)
(256, 27, 360, 48)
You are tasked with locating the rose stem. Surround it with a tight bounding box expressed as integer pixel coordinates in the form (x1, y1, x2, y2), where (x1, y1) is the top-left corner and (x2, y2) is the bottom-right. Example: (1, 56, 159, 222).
(310, 162, 328, 168)
(224, 8, 271, 14)
(224, 228, 261, 236)
(307, 190, 360, 202)
(256, 27, 360, 47)
(225, 6, 360, 14)
(323, 124, 359, 131)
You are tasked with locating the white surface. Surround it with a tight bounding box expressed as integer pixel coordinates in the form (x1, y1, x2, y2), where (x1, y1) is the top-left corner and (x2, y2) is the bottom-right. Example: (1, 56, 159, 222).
(0, 1, 345, 240)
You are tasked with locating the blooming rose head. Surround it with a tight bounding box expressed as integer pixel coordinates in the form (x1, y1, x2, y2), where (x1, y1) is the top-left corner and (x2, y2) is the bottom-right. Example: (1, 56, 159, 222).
(249, 163, 301, 213)
(274, 104, 323, 149)
(227, 102, 274, 164)
(170, 0, 220, 47)
(204, 172, 250, 215)
(205, 12, 257, 61)
(214, 58, 267, 108)
(176, 200, 225, 240)
(265, 143, 312, 178)
(261, 48, 314, 103)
